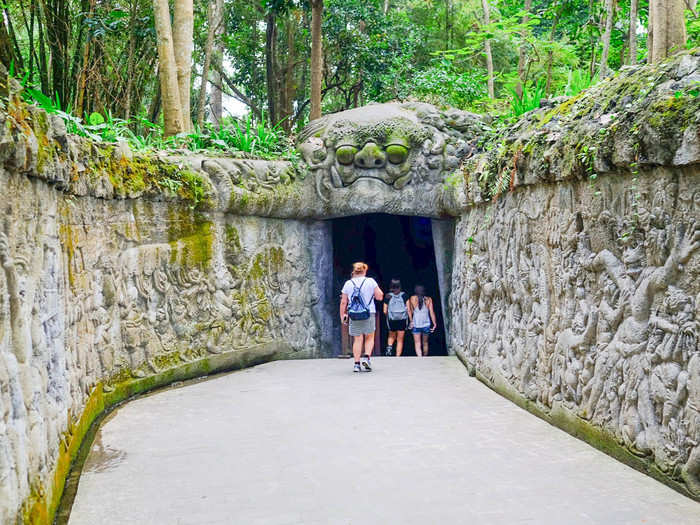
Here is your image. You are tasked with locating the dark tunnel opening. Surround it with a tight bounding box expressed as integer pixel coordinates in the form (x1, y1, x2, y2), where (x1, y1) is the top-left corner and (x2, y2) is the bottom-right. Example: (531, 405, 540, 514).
(331, 214, 447, 357)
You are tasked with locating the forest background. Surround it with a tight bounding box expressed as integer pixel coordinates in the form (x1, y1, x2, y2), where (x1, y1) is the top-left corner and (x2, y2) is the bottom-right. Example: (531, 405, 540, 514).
(1, 0, 698, 154)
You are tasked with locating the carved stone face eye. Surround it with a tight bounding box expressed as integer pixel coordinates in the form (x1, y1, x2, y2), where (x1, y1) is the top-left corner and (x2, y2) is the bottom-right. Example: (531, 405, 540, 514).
(385, 144, 409, 164)
(336, 145, 358, 165)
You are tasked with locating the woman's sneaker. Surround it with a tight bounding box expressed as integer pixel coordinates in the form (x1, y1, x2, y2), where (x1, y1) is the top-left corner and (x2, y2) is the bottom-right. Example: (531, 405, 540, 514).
(361, 356, 372, 372)
(353, 363, 361, 373)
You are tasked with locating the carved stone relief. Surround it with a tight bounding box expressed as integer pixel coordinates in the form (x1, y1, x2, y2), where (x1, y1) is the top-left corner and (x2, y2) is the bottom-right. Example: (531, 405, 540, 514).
(0, 168, 324, 523)
(450, 171, 700, 496)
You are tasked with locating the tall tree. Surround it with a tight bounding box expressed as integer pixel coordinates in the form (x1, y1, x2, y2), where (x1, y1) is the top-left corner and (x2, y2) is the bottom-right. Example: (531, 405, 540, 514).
(124, 0, 140, 121)
(599, 0, 617, 77)
(629, 0, 638, 64)
(197, 0, 219, 129)
(0, 13, 14, 70)
(648, 0, 687, 63)
(445, 0, 452, 50)
(152, 0, 185, 135)
(210, 0, 224, 126)
(310, 0, 323, 121)
(173, 0, 194, 130)
(515, 0, 532, 98)
(481, 0, 495, 99)
(265, 10, 278, 124)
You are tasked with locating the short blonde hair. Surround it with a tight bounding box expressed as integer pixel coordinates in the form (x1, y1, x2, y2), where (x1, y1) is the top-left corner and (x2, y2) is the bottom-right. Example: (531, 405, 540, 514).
(351, 262, 368, 276)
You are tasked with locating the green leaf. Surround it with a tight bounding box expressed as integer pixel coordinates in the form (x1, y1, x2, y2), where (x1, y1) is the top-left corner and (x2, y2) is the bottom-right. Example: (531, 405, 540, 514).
(88, 112, 105, 126)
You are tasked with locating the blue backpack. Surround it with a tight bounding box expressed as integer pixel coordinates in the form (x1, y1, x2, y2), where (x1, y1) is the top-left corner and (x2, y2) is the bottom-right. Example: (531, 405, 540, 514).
(347, 278, 371, 320)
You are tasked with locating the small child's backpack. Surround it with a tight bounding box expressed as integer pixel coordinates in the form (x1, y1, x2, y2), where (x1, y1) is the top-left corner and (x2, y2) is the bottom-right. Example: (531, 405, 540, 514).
(347, 279, 371, 320)
(387, 292, 408, 321)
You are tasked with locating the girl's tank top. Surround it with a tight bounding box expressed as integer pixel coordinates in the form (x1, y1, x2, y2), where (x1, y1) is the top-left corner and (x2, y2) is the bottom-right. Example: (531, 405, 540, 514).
(413, 299, 431, 328)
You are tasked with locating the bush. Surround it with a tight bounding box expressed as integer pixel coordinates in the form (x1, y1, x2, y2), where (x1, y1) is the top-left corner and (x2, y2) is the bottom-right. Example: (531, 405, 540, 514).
(405, 60, 485, 109)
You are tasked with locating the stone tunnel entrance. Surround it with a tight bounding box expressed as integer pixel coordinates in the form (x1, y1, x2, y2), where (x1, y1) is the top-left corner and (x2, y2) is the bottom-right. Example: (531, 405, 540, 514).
(330, 214, 450, 357)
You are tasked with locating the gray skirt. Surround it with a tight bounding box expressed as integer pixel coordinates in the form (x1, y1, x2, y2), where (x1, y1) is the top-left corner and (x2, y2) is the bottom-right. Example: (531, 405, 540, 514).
(349, 315, 376, 336)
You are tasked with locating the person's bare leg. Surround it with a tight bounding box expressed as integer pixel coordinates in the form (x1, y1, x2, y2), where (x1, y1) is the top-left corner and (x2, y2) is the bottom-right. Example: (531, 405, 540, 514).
(413, 333, 422, 357)
(387, 331, 396, 356)
(396, 331, 405, 356)
(352, 336, 363, 362)
(364, 333, 374, 357)
(422, 334, 430, 356)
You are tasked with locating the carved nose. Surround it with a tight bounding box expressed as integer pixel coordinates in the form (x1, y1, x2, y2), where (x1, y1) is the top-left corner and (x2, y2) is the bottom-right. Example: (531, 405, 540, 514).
(354, 142, 386, 168)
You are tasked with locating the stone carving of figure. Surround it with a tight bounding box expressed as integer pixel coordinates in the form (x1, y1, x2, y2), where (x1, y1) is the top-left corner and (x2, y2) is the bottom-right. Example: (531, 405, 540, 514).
(0, 233, 31, 365)
(586, 221, 699, 452)
(582, 274, 627, 417)
(682, 327, 700, 493)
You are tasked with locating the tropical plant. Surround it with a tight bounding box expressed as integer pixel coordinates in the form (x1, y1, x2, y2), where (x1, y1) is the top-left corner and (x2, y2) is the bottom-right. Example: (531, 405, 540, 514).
(508, 79, 546, 117)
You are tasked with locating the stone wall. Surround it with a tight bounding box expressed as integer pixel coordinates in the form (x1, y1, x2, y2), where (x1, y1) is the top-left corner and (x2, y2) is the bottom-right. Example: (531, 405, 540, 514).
(450, 168, 700, 497)
(448, 50, 700, 499)
(0, 104, 327, 523)
(2, 50, 700, 522)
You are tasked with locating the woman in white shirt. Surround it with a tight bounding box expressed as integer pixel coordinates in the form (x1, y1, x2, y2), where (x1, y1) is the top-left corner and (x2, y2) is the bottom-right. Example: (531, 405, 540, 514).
(340, 262, 384, 372)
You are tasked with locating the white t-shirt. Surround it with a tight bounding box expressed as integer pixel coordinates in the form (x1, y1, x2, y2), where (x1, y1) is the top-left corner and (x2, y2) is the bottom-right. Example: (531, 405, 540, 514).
(342, 277, 378, 314)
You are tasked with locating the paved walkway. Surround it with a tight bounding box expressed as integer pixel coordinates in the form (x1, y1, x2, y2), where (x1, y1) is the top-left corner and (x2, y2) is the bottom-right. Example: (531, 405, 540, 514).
(68, 357, 699, 525)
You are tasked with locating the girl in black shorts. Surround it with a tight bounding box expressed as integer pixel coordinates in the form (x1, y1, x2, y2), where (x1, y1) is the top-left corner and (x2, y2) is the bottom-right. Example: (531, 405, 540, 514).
(383, 279, 409, 356)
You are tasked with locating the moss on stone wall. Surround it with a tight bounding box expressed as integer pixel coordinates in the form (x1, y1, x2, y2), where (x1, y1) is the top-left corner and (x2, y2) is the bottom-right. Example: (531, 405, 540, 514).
(166, 210, 214, 268)
(464, 49, 700, 201)
(101, 154, 210, 208)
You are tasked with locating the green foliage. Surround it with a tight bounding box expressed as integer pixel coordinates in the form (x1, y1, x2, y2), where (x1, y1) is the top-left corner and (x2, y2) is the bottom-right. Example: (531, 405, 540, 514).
(405, 59, 485, 108)
(4, 0, 699, 145)
(508, 79, 546, 117)
(19, 81, 294, 159)
(565, 69, 599, 97)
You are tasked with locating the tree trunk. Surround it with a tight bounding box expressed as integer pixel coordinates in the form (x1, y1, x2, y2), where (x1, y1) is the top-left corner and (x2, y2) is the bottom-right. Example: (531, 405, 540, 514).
(210, 0, 223, 126)
(197, 0, 219, 129)
(310, 1, 323, 121)
(265, 13, 278, 124)
(280, 15, 297, 131)
(445, 0, 452, 50)
(152, 0, 184, 136)
(383, 0, 390, 15)
(599, 0, 616, 77)
(149, 73, 162, 124)
(36, 0, 49, 93)
(515, 0, 532, 97)
(0, 14, 13, 71)
(124, 0, 138, 121)
(173, 0, 193, 130)
(4, 8, 24, 71)
(74, 0, 95, 118)
(481, 0, 495, 99)
(629, 0, 638, 64)
(649, 0, 687, 63)
(545, 10, 561, 95)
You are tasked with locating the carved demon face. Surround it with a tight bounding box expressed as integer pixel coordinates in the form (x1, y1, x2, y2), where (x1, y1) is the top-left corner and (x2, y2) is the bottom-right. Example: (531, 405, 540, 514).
(297, 102, 485, 201)
(327, 120, 424, 189)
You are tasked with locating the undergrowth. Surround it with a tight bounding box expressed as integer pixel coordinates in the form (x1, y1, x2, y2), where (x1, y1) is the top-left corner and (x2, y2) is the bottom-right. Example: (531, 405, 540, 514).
(11, 66, 296, 160)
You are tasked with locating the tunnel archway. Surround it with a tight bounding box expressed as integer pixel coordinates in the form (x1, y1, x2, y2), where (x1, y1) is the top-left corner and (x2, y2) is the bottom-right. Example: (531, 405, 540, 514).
(331, 214, 448, 357)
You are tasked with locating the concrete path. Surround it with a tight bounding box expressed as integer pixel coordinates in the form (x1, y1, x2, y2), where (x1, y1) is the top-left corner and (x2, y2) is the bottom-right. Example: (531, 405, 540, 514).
(68, 357, 700, 525)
